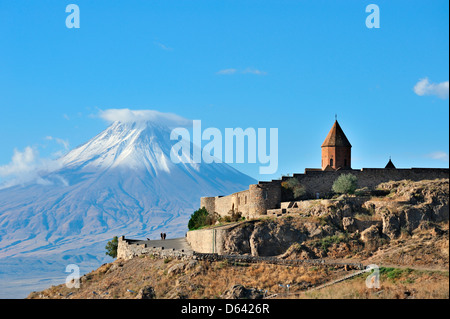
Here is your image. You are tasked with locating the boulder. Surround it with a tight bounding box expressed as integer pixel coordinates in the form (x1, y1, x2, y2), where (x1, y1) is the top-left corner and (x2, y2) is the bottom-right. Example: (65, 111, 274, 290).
(223, 223, 255, 255)
(136, 286, 156, 299)
(303, 222, 334, 239)
(185, 259, 198, 270)
(432, 203, 449, 222)
(404, 207, 427, 231)
(222, 284, 264, 299)
(248, 220, 307, 256)
(168, 262, 185, 276)
(361, 225, 381, 242)
(381, 210, 401, 239)
(342, 217, 356, 232)
(278, 243, 317, 260)
(343, 217, 382, 233)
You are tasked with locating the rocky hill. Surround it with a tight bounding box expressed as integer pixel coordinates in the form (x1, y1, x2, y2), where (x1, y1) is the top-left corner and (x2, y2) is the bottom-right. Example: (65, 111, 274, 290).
(208, 179, 448, 263)
(28, 179, 449, 299)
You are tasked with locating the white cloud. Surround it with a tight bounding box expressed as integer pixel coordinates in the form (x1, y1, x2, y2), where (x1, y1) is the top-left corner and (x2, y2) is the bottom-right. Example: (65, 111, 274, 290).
(0, 146, 63, 189)
(0, 146, 38, 178)
(216, 68, 237, 75)
(216, 68, 267, 75)
(154, 41, 173, 51)
(46, 136, 70, 151)
(98, 108, 193, 127)
(414, 78, 449, 99)
(426, 151, 449, 161)
(241, 68, 267, 75)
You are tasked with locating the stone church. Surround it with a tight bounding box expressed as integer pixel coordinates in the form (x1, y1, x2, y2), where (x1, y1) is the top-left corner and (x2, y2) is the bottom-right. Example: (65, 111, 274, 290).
(200, 120, 448, 219)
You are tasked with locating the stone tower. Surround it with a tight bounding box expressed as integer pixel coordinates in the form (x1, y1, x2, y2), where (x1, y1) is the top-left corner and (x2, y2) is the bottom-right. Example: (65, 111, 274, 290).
(321, 120, 352, 170)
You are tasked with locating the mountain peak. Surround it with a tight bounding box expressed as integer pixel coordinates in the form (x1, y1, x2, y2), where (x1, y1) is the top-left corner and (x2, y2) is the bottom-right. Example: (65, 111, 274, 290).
(61, 120, 175, 172)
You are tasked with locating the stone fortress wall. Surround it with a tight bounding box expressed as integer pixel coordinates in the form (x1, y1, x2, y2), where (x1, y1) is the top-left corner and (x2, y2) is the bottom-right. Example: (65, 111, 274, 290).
(201, 182, 282, 219)
(201, 121, 449, 220)
(201, 167, 449, 219)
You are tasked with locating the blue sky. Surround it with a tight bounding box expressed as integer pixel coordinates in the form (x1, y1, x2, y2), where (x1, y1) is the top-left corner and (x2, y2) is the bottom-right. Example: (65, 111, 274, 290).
(0, 0, 448, 182)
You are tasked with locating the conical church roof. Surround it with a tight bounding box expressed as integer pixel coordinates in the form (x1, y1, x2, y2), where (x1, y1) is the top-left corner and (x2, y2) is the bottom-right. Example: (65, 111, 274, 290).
(385, 158, 396, 169)
(321, 120, 352, 148)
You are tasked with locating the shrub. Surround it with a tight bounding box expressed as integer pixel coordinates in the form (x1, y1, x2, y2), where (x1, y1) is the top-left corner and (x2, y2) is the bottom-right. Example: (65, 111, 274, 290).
(379, 267, 413, 281)
(219, 210, 243, 223)
(222, 215, 231, 223)
(188, 207, 209, 230)
(281, 178, 306, 199)
(332, 174, 358, 195)
(206, 212, 220, 225)
(230, 210, 242, 222)
(315, 233, 350, 253)
(105, 236, 118, 258)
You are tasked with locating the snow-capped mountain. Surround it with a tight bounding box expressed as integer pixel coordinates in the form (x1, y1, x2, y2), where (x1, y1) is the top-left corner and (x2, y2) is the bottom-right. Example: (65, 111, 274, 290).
(0, 120, 256, 297)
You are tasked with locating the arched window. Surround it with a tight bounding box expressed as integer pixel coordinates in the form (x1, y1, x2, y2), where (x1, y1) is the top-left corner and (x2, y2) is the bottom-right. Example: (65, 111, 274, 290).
(330, 158, 333, 167)
(344, 159, 347, 167)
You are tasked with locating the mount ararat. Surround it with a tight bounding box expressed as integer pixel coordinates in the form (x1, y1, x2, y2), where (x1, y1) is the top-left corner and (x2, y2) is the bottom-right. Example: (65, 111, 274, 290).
(0, 118, 256, 298)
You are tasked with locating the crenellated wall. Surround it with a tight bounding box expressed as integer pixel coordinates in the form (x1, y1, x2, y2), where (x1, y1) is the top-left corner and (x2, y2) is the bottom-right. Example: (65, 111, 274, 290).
(201, 189, 251, 218)
(293, 168, 449, 198)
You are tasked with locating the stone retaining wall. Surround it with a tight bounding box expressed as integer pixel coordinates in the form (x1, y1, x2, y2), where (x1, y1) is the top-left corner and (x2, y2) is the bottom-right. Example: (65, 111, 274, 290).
(193, 252, 364, 270)
(186, 226, 231, 254)
(117, 237, 364, 270)
(117, 236, 192, 260)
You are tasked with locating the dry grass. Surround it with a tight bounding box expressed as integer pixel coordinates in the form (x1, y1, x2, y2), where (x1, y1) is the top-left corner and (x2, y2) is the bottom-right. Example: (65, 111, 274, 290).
(29, 254, 449, 299)
(184, 260, 338, 298)
(28, 257, 346, 299)
(300, 268, 449, 299)
(353, 213, 382, 222)
(362, 222, 449, 270)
